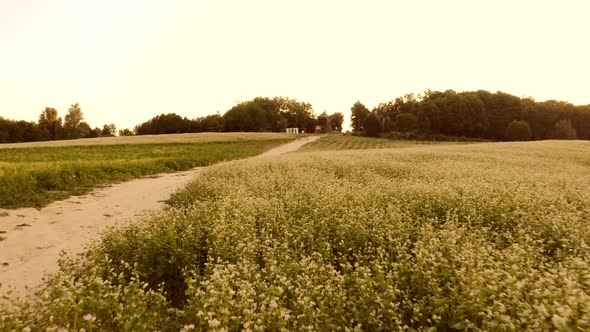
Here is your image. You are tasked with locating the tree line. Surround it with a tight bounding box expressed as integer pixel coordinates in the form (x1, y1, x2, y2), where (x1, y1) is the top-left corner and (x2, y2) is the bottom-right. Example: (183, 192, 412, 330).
(134, 97, 344, 135)
(0, 97, 344, 143)
(0, 103, 120, 143)
(351, 90, 590, 140)
(2, 90, 589, 143)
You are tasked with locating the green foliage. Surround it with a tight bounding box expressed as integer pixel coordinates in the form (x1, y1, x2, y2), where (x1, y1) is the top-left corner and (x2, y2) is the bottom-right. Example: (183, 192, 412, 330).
(223, 103, 268, 132)
(367, 89, 590, 141)
(505, 120, 533, 141)
(194, 113, 224, 132)
(394, 112, 418, 132)
(63, 103, 86, 139)
(364, 112, 382, 137)
(132, 97, 316, 135)
(328, 112, 344, 132)
(350, 101, 370, 134)
(0, 117, 48, 143)
(0, 103, 109, 144)
(3, 141, 590, 330)
(223, 97, 316, 133)
(118, 128, 134, 136)
(38, 107, 63, 140)
(0, 138, 292, 208)
(134, 113, 193, 135)
(101, 123, 117, 137)
(554, 119, 577, 139)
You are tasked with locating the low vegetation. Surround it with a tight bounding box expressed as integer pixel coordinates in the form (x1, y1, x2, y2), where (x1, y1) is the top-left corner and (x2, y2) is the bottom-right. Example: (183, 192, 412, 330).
(0, 133, 296, 208)
(297, 134, 454, 152)
(2, 140, 589, 330)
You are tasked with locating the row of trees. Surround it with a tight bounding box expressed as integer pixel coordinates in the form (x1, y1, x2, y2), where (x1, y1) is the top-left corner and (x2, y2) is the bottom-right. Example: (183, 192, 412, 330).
(1, 97, 344, 144)
(134, 97, 344, 135)
(0, 104, 118, 143)
(351, 90, 590, 140)
(4, 91, 589, 143)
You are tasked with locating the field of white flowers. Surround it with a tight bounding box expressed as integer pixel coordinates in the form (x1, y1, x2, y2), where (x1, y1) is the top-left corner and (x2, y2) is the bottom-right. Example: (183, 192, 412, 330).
(2, 140, 589, 331)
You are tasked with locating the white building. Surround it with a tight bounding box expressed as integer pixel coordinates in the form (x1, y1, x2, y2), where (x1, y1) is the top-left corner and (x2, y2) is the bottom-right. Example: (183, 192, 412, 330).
(286, 128, 299, 134)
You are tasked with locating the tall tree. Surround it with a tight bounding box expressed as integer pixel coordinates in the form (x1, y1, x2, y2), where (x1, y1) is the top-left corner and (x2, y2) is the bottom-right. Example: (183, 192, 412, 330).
(364, 112, 382, 137)
(63, 103, 85, 139)
(38, 107, 63, 140)
(223, 103, 265, 132)
(328, 112, 344, 132)
(351, 101, 370, 134)
(101, 123, 117, 137)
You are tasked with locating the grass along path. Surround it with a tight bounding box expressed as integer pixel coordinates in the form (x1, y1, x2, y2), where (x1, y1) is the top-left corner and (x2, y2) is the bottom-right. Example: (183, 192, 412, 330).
(0, 133, 299, 208)
(0, 136, 318, 299)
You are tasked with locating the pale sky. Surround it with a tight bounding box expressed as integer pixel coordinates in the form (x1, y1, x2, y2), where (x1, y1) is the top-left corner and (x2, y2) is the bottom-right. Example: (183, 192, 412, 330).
(1, 0, 589, 131)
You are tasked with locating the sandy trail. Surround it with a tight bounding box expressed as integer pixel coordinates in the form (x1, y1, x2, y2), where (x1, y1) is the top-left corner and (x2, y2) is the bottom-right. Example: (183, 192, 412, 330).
(0, 136, 319, 298)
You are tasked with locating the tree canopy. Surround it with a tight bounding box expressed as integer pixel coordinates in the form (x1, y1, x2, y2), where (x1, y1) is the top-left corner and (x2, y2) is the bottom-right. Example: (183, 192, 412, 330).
(132, 97, 329, 135)
(355, 89, 590, 141)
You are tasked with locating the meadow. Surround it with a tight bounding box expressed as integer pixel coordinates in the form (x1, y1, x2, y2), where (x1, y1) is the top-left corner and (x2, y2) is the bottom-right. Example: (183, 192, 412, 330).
(1, 140, 590, 331)
(0, 133, 297, 208)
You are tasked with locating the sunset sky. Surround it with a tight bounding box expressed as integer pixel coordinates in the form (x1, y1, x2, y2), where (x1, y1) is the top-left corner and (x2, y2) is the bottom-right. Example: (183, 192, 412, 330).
(1, 0, 589, 131)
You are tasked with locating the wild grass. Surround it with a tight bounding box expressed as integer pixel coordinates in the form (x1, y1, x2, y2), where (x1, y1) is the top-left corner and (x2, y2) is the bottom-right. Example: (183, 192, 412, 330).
(297, 134, 456, 152)
(0, 134, 296, 208)
(2, 140, 590, 330)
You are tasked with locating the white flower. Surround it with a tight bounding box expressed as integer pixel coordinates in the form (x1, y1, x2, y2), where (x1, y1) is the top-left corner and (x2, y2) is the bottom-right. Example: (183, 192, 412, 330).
(180, 324, 195, 332)
(208, 318, 221, 328)
(82, 314, 96, 322)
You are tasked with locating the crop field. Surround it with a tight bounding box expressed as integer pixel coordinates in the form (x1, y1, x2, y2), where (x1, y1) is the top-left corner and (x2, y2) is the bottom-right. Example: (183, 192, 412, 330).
(0, 133, 296, 208)
(297, 134, 456, 152)
(0, 132, 300, 149)
(2, 140, 590, 330)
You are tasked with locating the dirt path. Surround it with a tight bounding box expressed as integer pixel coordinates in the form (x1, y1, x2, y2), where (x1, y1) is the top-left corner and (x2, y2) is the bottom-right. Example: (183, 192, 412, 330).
(0, 136, 319, 298)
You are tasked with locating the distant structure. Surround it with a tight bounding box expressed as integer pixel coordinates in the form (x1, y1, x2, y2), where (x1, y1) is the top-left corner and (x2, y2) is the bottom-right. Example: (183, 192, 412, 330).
(315, 111, 331, 133)
(286, 127, 299, 134)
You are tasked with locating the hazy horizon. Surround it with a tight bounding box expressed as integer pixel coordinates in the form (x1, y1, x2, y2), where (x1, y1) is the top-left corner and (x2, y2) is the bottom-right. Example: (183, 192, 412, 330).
(1, 0, 589, 131)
